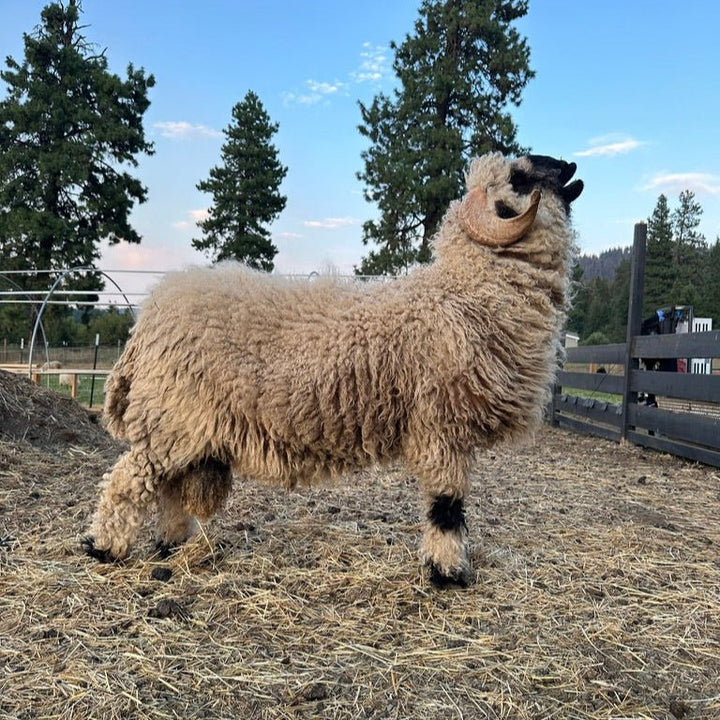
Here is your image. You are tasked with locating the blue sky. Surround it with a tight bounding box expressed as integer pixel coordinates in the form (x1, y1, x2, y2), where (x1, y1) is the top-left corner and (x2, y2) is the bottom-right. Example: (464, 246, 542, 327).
(2, 1, 719, 294)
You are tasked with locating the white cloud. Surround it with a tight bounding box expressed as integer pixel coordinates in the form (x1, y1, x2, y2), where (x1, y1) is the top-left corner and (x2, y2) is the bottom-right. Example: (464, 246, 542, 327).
(307, 80, 344, 96)
(154, 121, 222, 140)
(283, 79, 347, 106)
(575, 136, 645, 157)
(172, 208, 209, 230)
(189, 208, 210, 222)
(643, 172, 720, 196)
(283, 41, 391, 107)
(303, 217, 359, 230)
(100, 241, 206, 295)
(351, 42, 391, 84)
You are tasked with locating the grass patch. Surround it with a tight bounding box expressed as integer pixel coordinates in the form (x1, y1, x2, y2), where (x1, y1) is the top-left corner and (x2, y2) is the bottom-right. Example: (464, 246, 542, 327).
(561, 386, 622, 404)
(38, 372, 108, 408)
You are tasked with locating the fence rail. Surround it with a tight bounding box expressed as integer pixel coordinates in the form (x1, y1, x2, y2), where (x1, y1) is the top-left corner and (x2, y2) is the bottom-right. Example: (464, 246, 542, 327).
(551, 223, 720, 468)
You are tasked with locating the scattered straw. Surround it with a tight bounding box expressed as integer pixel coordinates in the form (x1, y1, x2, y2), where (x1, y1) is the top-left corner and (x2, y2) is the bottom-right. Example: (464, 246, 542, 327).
(1, 371, 719, 718)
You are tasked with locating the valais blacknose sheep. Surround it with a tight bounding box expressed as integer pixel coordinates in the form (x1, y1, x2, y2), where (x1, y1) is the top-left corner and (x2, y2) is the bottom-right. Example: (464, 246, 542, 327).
(83, 152, 583, 586)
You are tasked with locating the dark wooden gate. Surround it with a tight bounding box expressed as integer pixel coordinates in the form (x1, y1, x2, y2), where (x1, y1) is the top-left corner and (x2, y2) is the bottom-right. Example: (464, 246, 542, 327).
(551, 223, 720, 467)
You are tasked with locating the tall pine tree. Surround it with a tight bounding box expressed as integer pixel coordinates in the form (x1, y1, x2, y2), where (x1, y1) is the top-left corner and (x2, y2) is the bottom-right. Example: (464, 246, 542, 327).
(701, 238, 720, 322)
(670, 189, 706, 305)
(193, 91, 287, 271)
(0, 1, 155, 297)
(570, 193, 719, 340)
(643, 194, 675, 316)
(357, 0, 533, 275)
(566, 263, 589, 337)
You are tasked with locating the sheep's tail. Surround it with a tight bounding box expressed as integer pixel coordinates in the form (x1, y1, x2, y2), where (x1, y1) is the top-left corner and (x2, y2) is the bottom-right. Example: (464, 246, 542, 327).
(103, 345, 137, 439)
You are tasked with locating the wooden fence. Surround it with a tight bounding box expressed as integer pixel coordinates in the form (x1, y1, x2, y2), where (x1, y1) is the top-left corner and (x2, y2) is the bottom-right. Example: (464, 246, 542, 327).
(550, 223, 720, 468)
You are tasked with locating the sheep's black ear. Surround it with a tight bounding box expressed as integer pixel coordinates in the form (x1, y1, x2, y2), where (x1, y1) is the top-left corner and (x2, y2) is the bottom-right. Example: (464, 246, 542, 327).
(561, 179, 584, 205)
(558, 161, 577, 186)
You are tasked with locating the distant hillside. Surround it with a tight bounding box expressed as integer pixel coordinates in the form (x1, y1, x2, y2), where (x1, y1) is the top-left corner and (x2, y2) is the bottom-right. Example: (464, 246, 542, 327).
(576, 246, 632, 283)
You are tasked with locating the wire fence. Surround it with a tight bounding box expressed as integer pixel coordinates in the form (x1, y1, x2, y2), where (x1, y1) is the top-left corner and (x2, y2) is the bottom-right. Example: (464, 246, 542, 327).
(0, 342, 124, 368)
(1, 266, 392, 367)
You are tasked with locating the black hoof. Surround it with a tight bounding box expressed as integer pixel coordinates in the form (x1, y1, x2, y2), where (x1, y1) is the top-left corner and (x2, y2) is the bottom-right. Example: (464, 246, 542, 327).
(81, 536, 116, 563)
(152, 540, 179, 560)
(428, 563, 471, 589)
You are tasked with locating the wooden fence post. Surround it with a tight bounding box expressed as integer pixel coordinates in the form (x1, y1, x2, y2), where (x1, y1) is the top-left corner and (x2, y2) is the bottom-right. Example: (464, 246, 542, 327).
(621, 222, 647, 440)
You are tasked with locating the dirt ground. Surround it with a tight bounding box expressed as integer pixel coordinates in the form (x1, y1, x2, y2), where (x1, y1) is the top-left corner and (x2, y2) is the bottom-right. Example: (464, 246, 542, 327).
(1, 370, 719, 719)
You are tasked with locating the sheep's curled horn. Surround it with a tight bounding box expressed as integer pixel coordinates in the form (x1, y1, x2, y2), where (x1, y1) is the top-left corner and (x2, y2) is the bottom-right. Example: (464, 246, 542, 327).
(459, 186, 541, 248)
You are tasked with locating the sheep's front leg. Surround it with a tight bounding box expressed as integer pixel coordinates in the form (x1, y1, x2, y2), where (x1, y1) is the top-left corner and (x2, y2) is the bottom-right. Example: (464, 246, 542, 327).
(421, 491, 471, 587)
(82, 448, 160, 562)
(409, 447, 473, 587)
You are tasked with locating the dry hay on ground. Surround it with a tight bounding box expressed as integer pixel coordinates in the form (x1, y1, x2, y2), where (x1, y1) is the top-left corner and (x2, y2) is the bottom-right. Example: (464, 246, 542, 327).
(1, 370, 719, 719)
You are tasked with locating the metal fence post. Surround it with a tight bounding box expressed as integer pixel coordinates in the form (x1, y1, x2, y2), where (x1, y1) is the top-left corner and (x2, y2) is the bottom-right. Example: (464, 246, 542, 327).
(621, 223, 647, 440)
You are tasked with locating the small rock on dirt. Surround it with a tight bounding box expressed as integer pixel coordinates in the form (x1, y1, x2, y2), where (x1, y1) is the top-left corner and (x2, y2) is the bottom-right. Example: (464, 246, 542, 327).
(148, 599, 187, 620)
(151, 567, 173, 582)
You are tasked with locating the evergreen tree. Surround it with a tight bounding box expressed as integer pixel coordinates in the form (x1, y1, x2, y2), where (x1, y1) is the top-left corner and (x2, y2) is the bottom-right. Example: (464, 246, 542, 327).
(568, 192, 713, 340)
(0, 1, 155, 298)
(356, 0, 533, 275)
(643, 194, 675, 316)
(577, 246, 632, 284)
(672, 190, 705, 258)
(670, 189, 706, 302)
(580, 330, 611, 346)
(566, 263, 588, 337)
(609, 257, 631, 342)
(583, 276, 613, 340)
(700, 238, 720, 323)
(194, 91, 287, 271)
(88, 305, 134, 345)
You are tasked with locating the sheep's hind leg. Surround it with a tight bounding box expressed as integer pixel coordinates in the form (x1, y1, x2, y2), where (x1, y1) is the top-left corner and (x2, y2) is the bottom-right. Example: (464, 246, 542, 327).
(82, 448, 161, 562)
(153, 479, 198, 558)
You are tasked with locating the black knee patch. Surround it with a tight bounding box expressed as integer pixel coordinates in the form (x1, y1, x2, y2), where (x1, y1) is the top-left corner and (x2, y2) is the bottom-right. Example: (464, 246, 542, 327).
(428, 494, 466, 533)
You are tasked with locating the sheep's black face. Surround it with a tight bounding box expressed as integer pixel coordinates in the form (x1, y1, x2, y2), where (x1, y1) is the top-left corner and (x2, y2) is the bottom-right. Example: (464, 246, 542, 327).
(510, 155, 584, 215)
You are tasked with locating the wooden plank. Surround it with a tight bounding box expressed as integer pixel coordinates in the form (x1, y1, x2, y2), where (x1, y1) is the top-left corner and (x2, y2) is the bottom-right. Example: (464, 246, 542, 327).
(622, 223, 646, 441)
(554, 395, 623, 428)
(554, 414, 622, 443)
(630, 369, 720, 402)
(556, 370, 624, 395)
(0, 364, 34, 374)
(632, 330, 720, 359)
(565, 343, 626, 365)
(626, 429, 720, 468)
(628, 404, 720, 448)
(32, 368, 110, 375)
